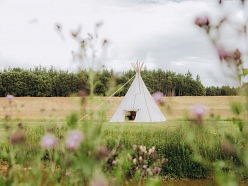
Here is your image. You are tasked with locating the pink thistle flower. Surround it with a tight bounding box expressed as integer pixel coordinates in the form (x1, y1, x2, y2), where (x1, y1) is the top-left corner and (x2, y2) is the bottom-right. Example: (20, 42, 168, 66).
(6, 94, 14, 102)
(143, 165, 147, 169)
(195, 16, 209, 27)
(154, 167, 161, 173)
(191, 104, 208, 117)
(152, 92, 164, 105)
(191, 104, 208, 126)
(41, 134, 58, 148)
(66, 130, 84, 150)
(217, 47, 230, 61)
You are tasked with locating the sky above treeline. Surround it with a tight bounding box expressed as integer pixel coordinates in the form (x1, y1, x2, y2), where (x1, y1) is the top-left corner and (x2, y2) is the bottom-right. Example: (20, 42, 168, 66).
(0, 0, 247, 87)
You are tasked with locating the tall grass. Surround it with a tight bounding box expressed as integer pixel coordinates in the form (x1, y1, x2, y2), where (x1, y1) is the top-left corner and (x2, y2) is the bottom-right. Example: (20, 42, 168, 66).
(0, 121, 241, 180)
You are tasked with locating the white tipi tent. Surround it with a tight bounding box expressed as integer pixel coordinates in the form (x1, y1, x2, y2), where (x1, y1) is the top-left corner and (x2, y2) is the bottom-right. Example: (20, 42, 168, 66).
(110, 62, 166, 122)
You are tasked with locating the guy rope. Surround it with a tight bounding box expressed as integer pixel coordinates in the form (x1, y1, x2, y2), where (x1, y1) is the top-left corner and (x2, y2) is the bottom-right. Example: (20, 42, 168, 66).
(78, 74, 136, 121)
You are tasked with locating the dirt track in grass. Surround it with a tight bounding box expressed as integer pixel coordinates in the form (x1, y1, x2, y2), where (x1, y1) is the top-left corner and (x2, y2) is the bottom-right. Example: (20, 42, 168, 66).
(0, 96, 240, 121)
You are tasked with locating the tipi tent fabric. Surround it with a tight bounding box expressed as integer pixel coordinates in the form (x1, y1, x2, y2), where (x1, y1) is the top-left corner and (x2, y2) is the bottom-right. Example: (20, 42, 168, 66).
(110, 62, 166, 122)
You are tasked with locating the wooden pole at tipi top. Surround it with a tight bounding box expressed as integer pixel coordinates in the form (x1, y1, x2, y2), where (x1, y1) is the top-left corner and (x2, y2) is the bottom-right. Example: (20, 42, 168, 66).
(131, 61, 144, 73)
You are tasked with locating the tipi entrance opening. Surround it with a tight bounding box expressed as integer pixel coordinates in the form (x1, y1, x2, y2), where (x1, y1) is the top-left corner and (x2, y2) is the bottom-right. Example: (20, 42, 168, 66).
(125, 111, 137, 121)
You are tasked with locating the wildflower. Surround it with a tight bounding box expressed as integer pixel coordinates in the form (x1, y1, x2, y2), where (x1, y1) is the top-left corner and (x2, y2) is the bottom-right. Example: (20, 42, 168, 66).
(221, 141, 234, 154)
(41, 134, 58, 148)
(192, 104, 207, 116)
(133, 144, 137, 150)
(148, 146, 155, 154)
(195, 16, 209, 27)
(66, 130, 84, 150)
(152, 146, 155, 152)
(147, 168, 153, 176)
(143, 146, 147, 152)
(139, 156, 142, 162)
(133, 158, 137, 165)
(6, 94, 14, 102)
(217, 47, 230, 61)
(233, 49, 241, 62)
(97, 145, 109, 160)
(112, 160, 117, 165)
(191, 104, 208, 125)
(152, 92, 164, 105)
(10, 131, 26, 144)
(139, 145, 147, 154)
(18, 122, 24, 129)
(154, 167, 161, 173)
(143, 165, 147, 169)
(148, 149, 152, 155)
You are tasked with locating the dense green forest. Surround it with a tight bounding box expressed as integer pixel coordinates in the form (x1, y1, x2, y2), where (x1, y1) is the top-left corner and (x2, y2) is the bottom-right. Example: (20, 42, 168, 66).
(0, 66, 238, 97)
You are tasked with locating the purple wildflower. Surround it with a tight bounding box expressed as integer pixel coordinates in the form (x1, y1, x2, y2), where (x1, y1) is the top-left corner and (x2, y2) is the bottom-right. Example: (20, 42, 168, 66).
(191, 104, 208, 126)
(195, 16, 209, 27)
(41, 134, 58, 148)
(152, 92, 164, 105)
(6, 95, 14, 102)
(66, 130, 84, 150)
(192, 104, 208, 117)
(217, 47, 230, 61)
(154, 167, 161, 173)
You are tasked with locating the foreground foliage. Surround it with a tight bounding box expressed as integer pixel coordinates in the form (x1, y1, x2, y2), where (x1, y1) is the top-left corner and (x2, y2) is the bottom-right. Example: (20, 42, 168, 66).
(0, 119, 245, 185)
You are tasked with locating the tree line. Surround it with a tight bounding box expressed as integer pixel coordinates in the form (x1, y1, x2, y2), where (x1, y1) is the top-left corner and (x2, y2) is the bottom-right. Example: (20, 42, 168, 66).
(0, 66, 238, 97)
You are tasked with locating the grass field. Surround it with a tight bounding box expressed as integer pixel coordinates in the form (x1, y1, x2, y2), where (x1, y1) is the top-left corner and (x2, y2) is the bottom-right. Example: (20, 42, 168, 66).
(0, 96, 240, 122)
(0, 96, 245, 184)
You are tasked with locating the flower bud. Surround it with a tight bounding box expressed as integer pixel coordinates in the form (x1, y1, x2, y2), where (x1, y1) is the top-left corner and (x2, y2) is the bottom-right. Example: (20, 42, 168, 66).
(133, 158, 137, 165)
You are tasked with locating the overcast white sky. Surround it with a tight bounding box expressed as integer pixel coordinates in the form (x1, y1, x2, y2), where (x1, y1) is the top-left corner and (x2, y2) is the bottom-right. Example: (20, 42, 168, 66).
(0, 0, 247, 87)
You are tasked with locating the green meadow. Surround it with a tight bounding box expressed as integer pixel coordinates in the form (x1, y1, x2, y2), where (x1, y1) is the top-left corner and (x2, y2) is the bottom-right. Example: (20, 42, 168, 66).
(0, 96, 246, 186)
(0, 119, 240, 179)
